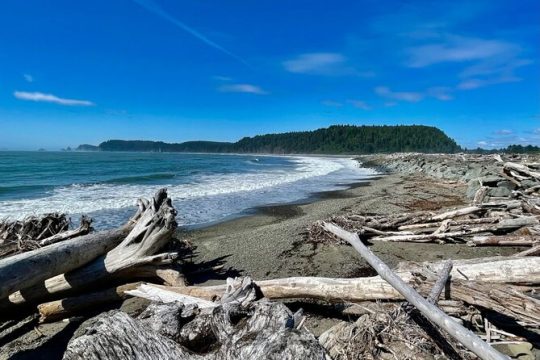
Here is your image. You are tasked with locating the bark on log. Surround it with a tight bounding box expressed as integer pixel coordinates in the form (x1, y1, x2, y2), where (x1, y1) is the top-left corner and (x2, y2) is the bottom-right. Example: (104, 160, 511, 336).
(322, 222, 509, 360)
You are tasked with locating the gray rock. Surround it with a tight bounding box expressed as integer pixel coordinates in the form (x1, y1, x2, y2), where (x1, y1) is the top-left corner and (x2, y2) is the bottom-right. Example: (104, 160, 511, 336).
(496, 180, 517, 191)
(466, 179, 482, 199)
(522, 179, 540, 189)
(488, 186, 512, 198)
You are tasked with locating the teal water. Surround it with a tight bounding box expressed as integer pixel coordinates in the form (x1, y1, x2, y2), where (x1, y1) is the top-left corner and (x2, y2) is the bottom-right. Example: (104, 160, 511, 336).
(0, 151, 376, 228)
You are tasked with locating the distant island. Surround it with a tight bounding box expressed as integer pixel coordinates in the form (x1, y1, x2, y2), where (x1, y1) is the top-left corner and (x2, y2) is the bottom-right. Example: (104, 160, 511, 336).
(77, 125, 461, 154)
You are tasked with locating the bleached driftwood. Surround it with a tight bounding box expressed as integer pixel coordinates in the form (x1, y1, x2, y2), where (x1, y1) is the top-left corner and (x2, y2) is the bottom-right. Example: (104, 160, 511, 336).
(0, 223, 133, 301)
(0, 213, 69, 243)
(513, 243, 540, 257)
(369, 217, 538, 243)
(38, 215, 92, 246)
(3, 189, 177, 306)
(467, 235, 537, 247)
(322, 222, 509, 360)
(37, 282, 142, 323)
(427, 260, 453, 304)
(64, 279, 326, 360)
(504, 162, 540, 181)
(130, 258, 540, 324)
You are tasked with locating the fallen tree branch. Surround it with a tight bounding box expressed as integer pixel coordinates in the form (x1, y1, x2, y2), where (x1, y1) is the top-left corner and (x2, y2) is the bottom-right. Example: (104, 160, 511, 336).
(322, 221, 509, 360)
(38, 215, 93, 246)
(427, 260, 453, 304)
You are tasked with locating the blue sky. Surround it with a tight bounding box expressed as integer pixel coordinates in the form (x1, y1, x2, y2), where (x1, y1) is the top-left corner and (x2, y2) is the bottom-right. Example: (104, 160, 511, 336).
(0, 0, 538, 150)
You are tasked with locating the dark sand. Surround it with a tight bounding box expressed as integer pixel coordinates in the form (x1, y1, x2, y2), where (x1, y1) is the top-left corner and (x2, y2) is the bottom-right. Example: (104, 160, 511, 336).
(186, 172, 519, 286)
(0, 172, 525, 358)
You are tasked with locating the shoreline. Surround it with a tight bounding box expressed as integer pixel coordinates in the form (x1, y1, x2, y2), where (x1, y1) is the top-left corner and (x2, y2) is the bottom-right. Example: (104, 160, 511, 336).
(184, 170, 521, 286)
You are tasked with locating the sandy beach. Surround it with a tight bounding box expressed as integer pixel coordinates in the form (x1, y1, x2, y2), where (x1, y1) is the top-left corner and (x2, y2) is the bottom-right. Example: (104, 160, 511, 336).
(0, 158, 532, 359)
(186, 170, 520, 285)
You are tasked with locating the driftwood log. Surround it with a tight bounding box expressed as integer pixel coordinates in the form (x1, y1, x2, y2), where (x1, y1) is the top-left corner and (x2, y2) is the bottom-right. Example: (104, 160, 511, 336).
(0, 225, 130, 301)
(322, 222, 509, 360)
(2, 189, 179, 307)
(126, 257, 540, 325)
(37, 283, 142, 323)
(7, 190, 177, 307)
(64, 278, 326, 360)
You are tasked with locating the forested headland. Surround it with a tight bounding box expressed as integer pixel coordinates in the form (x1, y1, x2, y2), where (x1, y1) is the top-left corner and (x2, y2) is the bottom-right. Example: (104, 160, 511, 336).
(77, 125, 462, 154)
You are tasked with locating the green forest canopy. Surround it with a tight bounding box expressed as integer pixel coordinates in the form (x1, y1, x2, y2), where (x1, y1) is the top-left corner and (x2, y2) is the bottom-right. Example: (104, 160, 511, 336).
(87, 125, 461, 154)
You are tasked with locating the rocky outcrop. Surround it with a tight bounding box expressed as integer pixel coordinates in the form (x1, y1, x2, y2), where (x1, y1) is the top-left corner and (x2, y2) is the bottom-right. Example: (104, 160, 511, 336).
(358, 153, 540, 201)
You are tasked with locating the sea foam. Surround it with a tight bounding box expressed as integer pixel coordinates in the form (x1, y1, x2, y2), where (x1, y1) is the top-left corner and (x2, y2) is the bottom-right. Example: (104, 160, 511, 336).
(0, 156, 377, 228)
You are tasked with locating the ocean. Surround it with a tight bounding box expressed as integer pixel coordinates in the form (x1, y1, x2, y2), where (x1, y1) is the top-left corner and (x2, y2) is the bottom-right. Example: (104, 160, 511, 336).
(0, 151, 377, 229)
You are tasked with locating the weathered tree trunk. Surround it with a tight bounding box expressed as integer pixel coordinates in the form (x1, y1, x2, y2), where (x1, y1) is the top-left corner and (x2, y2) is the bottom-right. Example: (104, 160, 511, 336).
(322, 222, 509, 360)
(133, 256, 540, 304)
(0, 227, 128, 301)
(427, 260, 453, 304)
(2, 189, 176, 307)
(64, 279, 326, 360)
(504, 162, 540, 181)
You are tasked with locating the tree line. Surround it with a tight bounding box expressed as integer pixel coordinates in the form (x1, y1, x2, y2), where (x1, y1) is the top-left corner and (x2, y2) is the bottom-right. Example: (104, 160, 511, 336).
(81, 125, 462, 154)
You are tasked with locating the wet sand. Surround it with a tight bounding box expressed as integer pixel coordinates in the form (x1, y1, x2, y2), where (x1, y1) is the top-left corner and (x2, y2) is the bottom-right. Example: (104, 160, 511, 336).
(186, 172, 520, 286)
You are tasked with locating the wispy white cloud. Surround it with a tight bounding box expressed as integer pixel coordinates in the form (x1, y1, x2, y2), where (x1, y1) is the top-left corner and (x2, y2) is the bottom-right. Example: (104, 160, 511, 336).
(457, 77, 520, 90)
(23, 74, 33, 83)
(218, 84, 268, 95)
(405, 34, 532, 91)
(132, 0, 248, 66)
(375, 86, 454, 103)
(459, 58, 531, 79)
(321, 100, 343, 107)
(347, 99, 370, 110)
(283, 52, 372, 77)
(406, 35, 518, 68)
(14, 91, 95, 106)
(374, 86, 423, 102)
(426, 87, 453, 101)
(494, 129, 513, 135)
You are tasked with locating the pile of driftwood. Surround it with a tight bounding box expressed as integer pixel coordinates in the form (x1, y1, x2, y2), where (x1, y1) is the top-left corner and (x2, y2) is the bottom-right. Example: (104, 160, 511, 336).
(307, 161, 540, 258)
(1, 175, 539, 358)
(0, 213, 93, 258)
